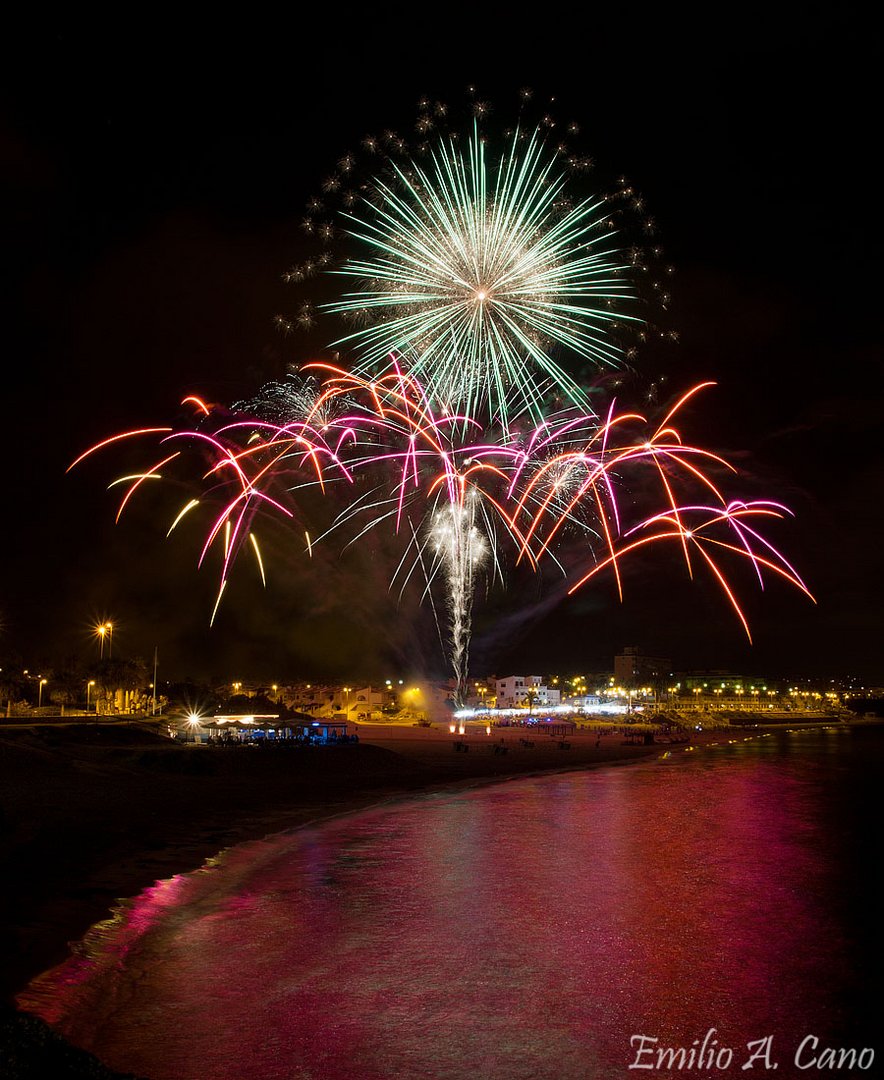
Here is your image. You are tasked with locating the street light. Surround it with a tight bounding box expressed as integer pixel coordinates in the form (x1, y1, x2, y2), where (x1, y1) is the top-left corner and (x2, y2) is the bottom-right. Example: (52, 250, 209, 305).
(38, 678, 47, 708)
(343, 686, 351, 715)
(95, 621, 114, 658)
(87, 679, 95, 712)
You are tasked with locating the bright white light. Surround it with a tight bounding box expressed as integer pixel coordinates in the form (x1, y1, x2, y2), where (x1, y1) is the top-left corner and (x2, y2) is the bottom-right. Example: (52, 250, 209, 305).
(452, 702, 631, 718)
(326, 127, 635, 428)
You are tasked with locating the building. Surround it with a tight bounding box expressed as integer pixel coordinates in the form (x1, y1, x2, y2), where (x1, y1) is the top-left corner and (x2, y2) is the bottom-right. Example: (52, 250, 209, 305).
(614, 647, 671, 688)
(494, 676, 559, 709)
(676, 672, 769, 693)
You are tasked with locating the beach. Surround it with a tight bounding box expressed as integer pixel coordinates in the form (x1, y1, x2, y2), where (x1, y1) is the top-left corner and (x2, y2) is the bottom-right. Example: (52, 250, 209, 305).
(0, 716, 844, 1078)
(0, 720, 670, 1004)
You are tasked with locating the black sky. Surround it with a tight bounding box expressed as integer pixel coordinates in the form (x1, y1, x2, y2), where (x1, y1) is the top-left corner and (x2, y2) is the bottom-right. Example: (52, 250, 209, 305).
(2, 6, 882, 684)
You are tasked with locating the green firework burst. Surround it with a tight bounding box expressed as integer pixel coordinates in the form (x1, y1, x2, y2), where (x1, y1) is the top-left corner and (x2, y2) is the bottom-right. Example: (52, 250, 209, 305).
(323, 125, 639, 429)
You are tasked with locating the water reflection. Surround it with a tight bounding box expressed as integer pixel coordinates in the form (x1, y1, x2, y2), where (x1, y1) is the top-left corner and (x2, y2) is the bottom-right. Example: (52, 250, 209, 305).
(19, 730, 881, 1080)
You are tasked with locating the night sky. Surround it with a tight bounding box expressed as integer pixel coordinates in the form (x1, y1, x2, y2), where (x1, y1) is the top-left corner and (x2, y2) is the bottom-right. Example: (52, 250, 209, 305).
(2, 7, 881, 685)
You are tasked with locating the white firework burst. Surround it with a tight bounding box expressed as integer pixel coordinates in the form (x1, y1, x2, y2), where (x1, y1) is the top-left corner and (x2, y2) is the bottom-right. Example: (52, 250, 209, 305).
(323, 125, 639, 429)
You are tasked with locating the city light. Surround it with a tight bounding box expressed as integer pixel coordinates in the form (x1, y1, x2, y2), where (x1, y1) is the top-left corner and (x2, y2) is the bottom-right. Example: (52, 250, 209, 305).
(94, 620, 114, 659)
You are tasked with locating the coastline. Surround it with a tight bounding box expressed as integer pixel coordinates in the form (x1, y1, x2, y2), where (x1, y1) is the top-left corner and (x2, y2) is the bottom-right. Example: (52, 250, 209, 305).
(0, 717, 851, 1004)
(0, 717, 860, 1078)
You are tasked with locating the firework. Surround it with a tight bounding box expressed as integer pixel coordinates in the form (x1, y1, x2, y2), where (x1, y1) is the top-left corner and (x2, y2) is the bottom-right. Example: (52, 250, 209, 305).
(71, 370, 811, 696)
(71, 96, 809, 698)
(68, 395, 350, 625)
(320, 124, 640, 429)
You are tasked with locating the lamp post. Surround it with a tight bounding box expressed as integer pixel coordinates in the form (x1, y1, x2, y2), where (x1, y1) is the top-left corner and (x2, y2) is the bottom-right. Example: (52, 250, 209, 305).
(343, 686, 351, 716)
(87, 680, 95, 712)
(38, 678, 47, 708)
(106, 622, 113, 659)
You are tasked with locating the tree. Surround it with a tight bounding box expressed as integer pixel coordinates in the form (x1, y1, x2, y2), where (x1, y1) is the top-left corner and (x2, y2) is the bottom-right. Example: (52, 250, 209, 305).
(89, 656, 149, 712)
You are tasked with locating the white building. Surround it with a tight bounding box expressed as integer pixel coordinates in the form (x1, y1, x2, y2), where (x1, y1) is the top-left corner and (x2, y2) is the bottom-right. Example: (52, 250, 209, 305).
(494, 675, 559, 709)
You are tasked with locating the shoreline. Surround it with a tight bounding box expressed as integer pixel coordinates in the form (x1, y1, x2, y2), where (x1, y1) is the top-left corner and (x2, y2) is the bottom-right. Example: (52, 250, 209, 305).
(0, 717, 852, 1006)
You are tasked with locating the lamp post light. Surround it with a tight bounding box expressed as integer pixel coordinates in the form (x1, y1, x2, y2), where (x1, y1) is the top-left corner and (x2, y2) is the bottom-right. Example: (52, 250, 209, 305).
(94, 620, 115, 659)
(87, 680, 95, 712)
(343, 686, 351, 716)
(38, 678, 47, 708)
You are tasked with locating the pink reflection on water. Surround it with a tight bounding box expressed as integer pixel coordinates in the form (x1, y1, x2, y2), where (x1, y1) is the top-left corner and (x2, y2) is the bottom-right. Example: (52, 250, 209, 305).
(20, 744, 850, 1080)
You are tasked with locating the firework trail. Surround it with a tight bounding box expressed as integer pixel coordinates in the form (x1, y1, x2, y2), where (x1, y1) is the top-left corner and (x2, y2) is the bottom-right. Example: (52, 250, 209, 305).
(70, 99, 810, 695)
(278, 104, 668, 694)
(71, 371, 811, 689)
(67, 389, 352, 625)
(289, 99, 676, 420)
(431, 496, 487, 703)
(325, 124, 634, 427)
(300, 363, 520, 703)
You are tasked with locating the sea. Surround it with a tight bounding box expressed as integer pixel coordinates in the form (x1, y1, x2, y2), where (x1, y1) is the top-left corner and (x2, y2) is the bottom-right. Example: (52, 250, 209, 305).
(18, 725, 884, 1079)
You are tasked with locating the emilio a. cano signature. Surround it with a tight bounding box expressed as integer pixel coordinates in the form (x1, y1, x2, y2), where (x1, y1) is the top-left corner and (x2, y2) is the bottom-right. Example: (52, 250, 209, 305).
(629, 1029, 875, 1071)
